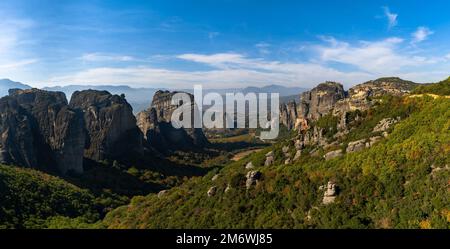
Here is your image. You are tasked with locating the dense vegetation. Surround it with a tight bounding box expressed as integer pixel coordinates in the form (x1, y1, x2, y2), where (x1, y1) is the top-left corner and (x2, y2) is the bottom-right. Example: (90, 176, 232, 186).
(412, 77, 450, 95)
(0, 165, 100, 228)
(103, 95, 450, 228)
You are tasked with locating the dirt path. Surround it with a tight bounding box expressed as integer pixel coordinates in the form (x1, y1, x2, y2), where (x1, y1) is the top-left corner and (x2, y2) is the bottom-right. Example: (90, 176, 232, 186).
(231, 148, 263, 161)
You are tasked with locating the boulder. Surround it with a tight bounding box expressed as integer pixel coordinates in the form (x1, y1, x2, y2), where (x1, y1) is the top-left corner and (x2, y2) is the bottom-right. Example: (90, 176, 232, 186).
(157, 190, 168, 198)
(245, 171, 261, 189)
(284, 158, 291, 165)
(322, 181, 338, 205)
(245, 162, 254, 169)
(264, 155, 274, 166)
(293, 150, 302, 161)
(366, 136, 382, 148)
(207, 186, 217, 197)
(373, 117, 400, 133)
(346, 139, 366, 153)
(211, 174, 219, 181)
(323, 149, 343, 160)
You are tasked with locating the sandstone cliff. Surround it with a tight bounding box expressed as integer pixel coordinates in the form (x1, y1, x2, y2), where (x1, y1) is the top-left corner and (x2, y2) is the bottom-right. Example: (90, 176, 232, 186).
(0, 89, 85, 174)
(69, 90, 144, 161)
(136, 90, 208, 153)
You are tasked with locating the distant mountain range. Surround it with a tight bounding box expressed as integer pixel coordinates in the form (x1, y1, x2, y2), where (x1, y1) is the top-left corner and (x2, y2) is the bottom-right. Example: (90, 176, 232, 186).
(0, 79, 31, 96)
(0, 79, 307, 113)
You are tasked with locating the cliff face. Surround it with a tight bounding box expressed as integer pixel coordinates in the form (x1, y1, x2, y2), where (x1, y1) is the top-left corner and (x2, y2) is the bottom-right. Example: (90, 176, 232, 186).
(136, 90, 208, 152)
(280, 100, 299, 130)
(0, 89, 85, 174)
(299, 82, 346, 120)
(69, 90, 143, 161)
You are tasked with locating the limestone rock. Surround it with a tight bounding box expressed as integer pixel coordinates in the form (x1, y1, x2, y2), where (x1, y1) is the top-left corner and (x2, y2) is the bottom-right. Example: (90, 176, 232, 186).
(245, 161, 254, 169)
(366, 136, 382, 148)
(294, 150, 302, 161)
(373, 117, 400, 133)
(284, 158, 291, 165)
(246, 171, 261, 189)
(207, 186, 217, 197)
(346, 139, 366, 153)
(264, 155, 274, 166)
(323, 149, 343, 160)
(211, 174, 219, 181)
(157, 190, 168, 198)
(224, 184, 232, 193)
(322, 181, 338, 205)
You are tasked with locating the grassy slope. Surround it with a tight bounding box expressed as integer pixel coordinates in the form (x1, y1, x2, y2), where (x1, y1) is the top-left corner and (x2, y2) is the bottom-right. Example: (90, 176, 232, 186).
(103, 95, 450, 229)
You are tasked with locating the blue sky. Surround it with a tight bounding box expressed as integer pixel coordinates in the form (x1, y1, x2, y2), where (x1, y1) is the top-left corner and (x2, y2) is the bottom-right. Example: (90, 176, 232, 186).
(0, 0, 449, 89)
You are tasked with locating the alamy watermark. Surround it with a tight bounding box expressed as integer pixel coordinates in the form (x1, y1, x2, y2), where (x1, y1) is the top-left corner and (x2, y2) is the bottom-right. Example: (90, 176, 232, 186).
(170, 85, 280, 139)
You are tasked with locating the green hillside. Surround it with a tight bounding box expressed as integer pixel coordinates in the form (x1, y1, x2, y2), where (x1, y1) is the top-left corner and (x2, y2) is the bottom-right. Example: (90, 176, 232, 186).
(0, 165, 100, 228)
(413, 77, 450, 95)
(103, 95, 450, 229)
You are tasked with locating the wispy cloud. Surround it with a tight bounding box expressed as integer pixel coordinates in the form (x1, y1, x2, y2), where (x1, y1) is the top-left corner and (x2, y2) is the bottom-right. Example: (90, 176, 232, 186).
(255, 42, 271, 55)
(315, 36, 438, 74)
(80, 53, 136, 62)
(411, 26, 434, 43)
(383, 7, 398, 29)
(0, 15, 37, 77)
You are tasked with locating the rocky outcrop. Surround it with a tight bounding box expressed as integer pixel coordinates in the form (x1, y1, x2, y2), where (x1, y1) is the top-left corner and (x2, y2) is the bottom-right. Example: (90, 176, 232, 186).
(349, 77, 418, 99)
(299, 82, 345, 120)
(373, 117, 400, 133)
(245, 161, 254, 169)
(346, 139, 366, 153)
(323, 149, 343, 160)
(136, 90, 208, 153)
(322, 181, 338, 205)
(245, 170, 262, 189)
(0, 89, 85, 174)
(69, 90, 143, 161)
(264, 151, 274, 166)
(280, 101, 298, 129)
(207, 186, 217, 197)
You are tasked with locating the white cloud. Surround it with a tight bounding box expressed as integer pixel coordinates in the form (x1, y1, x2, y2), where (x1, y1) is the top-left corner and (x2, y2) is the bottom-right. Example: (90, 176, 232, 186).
(80, 53, 136, 62)
(383, 7, 398, 29)
(50, 53, 373, 89)
(315, 37, 437, 74)
(412, 26, 434, 43)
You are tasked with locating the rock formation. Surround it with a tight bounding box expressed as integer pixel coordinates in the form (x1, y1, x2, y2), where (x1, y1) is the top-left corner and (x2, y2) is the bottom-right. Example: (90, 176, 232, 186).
(322, 181, 338, 205)
(136, 90, 208, 153)
(0, 89, 85, 174)
(323, 149, 343, 160)
(299, 82, 346, 120)
(69, 90, 143, 161)
(346, 139, 366, 153)
(280, 101, 298, 129)
(245, 170, 261, 189)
